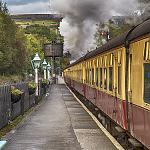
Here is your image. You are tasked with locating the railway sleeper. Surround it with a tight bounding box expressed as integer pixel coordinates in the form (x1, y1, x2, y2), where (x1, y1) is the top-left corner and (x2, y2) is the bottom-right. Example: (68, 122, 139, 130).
(114, 126, 128, 147)
(128, 138, 143, 150)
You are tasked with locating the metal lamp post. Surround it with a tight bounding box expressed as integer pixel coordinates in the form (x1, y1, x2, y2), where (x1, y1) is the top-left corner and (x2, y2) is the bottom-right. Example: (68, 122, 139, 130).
(32, 53, 41, 96)
(42, 59, 47, 80)
(47, 63, 51, 81)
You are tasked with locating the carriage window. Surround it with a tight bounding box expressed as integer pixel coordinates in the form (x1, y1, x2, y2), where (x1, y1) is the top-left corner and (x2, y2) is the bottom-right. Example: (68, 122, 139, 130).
(85, 69, 87, 83)
(144, 42, 150, 61)
(118, 66, 121, 95)
(92, 68, 94, 85)
(79, 71, 80, 81)
(90, 69, 91, 84)
(109, 67, 113, 91)
(87, 69, 89, 83)
(104, 68, 107, 90)
(144, 63, 150, 104)
(80, 70, 82, 82)
(96, 68, 98, 87)
(109, 53, 113, 91)
(100, 68, 103, 88)
(86, 69, 88, 83)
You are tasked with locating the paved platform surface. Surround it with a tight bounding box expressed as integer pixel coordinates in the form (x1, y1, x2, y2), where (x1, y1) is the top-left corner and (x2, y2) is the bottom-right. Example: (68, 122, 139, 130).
(4, 84, 117, 150)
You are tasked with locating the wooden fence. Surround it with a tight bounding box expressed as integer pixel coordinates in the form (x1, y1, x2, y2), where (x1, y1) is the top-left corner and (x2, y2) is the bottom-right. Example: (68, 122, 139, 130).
(0, 85, 11, 129)
(0, 81, 48, 130)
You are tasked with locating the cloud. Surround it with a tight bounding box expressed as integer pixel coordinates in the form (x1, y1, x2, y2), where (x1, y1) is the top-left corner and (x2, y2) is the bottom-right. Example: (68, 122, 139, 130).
(5, 0, 49, 6)
(7, 1, 50, 14)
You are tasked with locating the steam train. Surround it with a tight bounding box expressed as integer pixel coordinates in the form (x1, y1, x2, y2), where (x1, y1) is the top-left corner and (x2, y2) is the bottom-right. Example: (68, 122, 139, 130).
(64, 18, 150, 149)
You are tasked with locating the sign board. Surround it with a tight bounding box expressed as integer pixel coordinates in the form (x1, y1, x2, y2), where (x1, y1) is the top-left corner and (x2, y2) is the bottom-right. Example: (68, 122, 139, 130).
(44, 43, 63, 57)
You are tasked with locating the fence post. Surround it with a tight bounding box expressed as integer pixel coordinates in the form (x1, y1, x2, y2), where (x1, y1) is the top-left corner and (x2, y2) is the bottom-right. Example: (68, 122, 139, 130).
(20, 92, 25, 116)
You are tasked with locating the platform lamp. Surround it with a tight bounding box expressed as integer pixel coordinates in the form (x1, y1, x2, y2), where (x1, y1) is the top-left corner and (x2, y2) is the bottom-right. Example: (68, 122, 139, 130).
(31, 53, 41, 96)
(47, 62, 51, 81)
(42, 59, 47, 80)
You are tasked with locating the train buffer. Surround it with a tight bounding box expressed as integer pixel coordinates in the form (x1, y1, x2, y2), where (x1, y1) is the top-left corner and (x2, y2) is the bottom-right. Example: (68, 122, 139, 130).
(3, 81, 123, 150)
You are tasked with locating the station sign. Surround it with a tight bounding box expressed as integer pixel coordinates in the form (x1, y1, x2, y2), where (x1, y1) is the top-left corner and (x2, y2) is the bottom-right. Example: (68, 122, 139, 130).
(44, 43, 63, 57)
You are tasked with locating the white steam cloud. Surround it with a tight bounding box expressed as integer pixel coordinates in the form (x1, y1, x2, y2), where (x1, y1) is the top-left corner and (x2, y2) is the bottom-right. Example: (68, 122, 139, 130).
(51, 0, 142, 59)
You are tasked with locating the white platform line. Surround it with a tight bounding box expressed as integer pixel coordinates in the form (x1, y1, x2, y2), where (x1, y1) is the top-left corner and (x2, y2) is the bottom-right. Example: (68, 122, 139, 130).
(66, 85, 125, 150)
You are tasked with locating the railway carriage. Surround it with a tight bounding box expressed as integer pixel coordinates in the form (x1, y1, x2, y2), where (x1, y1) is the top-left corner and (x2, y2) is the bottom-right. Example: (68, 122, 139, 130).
(64, 18, 150, 149)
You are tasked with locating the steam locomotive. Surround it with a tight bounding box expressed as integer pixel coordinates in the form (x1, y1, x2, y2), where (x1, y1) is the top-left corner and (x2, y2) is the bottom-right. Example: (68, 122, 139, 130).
(64, 18, 150, 149)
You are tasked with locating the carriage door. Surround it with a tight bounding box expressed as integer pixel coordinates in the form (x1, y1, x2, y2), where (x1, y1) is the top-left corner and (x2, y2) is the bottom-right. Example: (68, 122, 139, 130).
(127, 49, 133, 131)
(114, 50, 124, 125)
(113, 52, 118, 121)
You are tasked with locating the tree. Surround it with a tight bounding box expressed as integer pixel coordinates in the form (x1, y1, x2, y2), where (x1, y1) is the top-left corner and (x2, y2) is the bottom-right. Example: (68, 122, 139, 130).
(108, 23, 132, 39)
(0, 3, 64, 78)
(25, 24, 58, 43)
(0, 2, 28, 75)
(3, 2, 8, 14)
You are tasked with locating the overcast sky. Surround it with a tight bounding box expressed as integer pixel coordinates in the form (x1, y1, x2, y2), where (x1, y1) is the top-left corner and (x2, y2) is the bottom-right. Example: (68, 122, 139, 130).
(5, 0, 52, 14)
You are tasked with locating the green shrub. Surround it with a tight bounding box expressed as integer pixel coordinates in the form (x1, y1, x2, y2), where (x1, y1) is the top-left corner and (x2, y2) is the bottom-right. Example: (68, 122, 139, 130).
(42, 79, 49, 84)
(11, 86, 23, 96)
(11, 86, 23, 103)
(28, 82, 36, 95)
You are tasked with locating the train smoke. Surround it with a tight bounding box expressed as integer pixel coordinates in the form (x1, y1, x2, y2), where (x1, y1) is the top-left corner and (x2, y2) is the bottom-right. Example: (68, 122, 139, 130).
(51, 0, 146, 59)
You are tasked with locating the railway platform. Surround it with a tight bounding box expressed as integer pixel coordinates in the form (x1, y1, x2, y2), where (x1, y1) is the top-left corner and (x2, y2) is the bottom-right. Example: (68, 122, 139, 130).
(3, 80, 120, 150)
